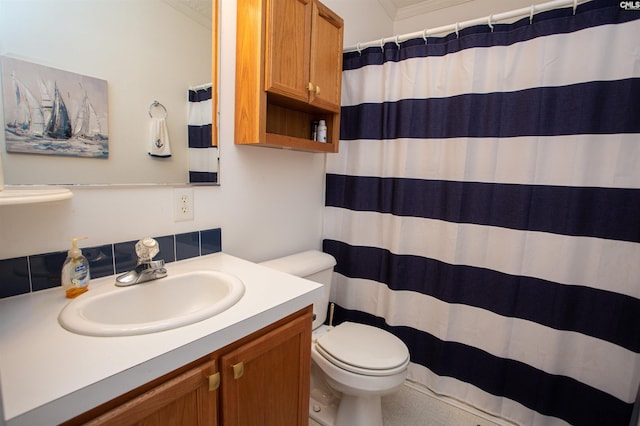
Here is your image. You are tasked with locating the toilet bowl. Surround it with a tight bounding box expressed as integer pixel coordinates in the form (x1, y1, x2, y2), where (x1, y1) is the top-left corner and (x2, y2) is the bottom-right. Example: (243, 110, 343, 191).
(260, 251, 410, 426)
(312, 322, 409, 426)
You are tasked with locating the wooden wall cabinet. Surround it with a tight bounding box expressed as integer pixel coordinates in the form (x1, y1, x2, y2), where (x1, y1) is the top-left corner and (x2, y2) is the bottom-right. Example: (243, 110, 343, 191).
(235, 0, 344, 153)
(65, 308, 312, 426)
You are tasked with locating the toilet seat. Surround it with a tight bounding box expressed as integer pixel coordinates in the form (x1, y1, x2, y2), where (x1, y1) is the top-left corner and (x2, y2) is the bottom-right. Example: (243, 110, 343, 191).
(315, 322, 410, 376)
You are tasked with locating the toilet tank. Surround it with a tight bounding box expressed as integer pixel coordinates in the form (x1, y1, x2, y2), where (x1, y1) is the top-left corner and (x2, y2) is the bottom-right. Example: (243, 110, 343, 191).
(260, 250, 336, 329)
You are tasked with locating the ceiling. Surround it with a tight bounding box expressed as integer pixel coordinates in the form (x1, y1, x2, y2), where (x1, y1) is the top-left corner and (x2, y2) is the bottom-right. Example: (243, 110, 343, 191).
(163, 0, 212, 29)
(166, 0, 473, 27)
(378, 0, 473, 20)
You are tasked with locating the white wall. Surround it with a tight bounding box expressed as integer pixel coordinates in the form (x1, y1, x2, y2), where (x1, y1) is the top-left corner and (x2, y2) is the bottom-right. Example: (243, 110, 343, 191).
(0, 0, 392, 264)
(325, 0, 394, 47)
(393, 0, 564, 35)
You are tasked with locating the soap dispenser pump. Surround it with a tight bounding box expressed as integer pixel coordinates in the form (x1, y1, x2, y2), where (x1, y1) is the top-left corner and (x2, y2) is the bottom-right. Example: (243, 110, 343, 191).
(61, 237, 91, 298)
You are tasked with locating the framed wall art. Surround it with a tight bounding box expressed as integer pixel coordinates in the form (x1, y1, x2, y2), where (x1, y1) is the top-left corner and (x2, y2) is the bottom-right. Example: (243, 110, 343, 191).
(1, 56, 108, 158)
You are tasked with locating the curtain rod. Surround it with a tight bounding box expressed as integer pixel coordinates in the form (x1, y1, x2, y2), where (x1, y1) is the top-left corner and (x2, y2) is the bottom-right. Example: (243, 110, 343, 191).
(344, 0, 590, 53)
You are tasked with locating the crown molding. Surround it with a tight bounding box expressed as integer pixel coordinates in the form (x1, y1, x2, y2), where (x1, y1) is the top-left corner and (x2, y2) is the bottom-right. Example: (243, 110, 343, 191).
(376, 0, 399, 20)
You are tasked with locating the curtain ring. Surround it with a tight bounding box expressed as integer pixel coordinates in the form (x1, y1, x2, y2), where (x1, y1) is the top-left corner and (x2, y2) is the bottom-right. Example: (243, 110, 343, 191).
(356, 42, 362, 55)
(455, 22, 460, 38)
(423, 29, 429, 44)
(573, 0, 578, 14)
(395, 35, 401, 49)
(530, 5, 535, 24)
(488, 15, 494, 32)
(380, 38, 385, 52)
(149, 100, 167, 119)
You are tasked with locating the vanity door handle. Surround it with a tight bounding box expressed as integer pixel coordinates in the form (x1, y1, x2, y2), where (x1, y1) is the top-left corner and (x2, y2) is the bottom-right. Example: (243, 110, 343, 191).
(208, 372, 220, 391)
(232, 362, 244, 379)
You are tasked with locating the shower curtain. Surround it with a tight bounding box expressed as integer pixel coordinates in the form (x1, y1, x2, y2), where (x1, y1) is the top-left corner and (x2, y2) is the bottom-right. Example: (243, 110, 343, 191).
(188, 84, 218, 183)
(323, 1, 640, 425)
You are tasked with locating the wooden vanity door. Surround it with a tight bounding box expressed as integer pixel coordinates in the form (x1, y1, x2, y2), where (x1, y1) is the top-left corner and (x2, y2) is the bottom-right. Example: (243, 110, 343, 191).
(219, 309, 312, 426)
(85, 359, 219, 426)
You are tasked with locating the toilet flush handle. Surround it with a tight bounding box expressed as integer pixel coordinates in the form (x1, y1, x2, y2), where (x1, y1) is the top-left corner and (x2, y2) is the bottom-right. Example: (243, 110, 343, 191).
(329, 303, 335, 328)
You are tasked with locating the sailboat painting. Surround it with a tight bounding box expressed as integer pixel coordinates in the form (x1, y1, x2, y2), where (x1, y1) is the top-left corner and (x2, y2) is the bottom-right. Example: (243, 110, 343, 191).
(1, 56, 108, 158)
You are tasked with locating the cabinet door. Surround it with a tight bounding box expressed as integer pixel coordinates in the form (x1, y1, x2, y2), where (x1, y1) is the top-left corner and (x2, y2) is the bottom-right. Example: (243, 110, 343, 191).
(220, 310, 312, 425)
(265, 0, 312, 103)
(308, 0, 343, 112)
(85, 359, 219, 426)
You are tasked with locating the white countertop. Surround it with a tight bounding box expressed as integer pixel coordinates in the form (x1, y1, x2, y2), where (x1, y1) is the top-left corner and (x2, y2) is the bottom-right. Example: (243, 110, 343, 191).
(0, 253, 322, 426)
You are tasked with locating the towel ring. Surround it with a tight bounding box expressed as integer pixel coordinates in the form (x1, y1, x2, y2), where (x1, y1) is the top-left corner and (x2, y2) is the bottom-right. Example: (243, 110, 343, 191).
(149, 100, 167, 119)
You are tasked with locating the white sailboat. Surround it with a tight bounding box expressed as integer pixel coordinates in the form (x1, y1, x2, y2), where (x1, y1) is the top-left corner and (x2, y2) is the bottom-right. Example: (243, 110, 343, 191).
(38, 80, 53, 129)
(74, 89, 103, 140)
(8, 72, 45, 137)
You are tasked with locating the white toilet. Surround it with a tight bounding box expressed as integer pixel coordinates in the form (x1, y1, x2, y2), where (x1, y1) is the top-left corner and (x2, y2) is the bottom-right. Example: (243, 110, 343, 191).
(261, 250, 410, 426)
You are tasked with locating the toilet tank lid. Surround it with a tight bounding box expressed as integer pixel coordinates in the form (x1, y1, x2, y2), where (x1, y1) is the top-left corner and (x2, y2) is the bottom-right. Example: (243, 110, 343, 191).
(259, 250, 336, 278)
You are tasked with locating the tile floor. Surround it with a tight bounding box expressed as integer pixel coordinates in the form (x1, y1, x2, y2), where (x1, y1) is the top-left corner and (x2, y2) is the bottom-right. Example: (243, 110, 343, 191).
(310, 382, 511, 426)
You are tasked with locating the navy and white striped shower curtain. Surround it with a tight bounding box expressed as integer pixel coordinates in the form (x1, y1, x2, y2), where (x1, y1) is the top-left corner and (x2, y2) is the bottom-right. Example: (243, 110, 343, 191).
(323, 1, 640, 425)
(188, 84, 218, 183)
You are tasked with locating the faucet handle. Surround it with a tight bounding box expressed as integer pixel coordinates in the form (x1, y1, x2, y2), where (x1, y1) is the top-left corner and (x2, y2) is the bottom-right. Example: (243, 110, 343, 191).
(146, 259, 165, 270)
(135, 237, 160, 262)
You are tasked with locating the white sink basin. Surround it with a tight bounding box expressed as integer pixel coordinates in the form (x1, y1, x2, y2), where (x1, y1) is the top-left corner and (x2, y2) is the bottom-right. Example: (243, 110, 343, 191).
(59, 270, 245, 336)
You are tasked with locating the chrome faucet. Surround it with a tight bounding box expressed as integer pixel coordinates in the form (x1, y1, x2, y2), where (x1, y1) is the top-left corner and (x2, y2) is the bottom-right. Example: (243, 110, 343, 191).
(116, 238, 167, 286)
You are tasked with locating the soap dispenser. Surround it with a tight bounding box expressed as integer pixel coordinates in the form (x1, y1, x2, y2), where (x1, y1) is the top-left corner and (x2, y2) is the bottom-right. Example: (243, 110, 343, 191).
(61, 237, 91, 298)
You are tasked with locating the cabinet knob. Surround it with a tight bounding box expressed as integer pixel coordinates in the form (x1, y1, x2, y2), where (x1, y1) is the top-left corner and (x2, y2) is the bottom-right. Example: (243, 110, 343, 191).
(307, 82, 321, 95)
(232, 362, 244, 379)
(208, 372, 220, 391)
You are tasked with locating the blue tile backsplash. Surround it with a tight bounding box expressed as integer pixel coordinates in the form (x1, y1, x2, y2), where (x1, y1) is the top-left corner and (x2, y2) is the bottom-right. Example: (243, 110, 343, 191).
(0, 228, 222, 299)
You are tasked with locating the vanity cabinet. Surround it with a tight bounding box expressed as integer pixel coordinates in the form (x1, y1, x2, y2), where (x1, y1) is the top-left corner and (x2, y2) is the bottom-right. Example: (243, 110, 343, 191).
(63, 307, 312, 426)
(235, 0, 343, 153)
(81, 359, 218, 426)
(220, 307, 311, 425)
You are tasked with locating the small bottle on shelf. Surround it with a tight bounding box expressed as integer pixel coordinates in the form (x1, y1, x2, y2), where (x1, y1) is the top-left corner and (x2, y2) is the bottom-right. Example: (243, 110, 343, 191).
(316, 120, 327, 143)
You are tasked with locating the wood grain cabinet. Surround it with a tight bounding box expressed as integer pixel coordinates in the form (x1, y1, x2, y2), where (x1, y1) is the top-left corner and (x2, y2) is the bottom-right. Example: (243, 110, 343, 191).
(82, 359, 219, 426)
(235, 0, 344, 152)
(220, 308, 311, 425)
(64, 308, 312, 426)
